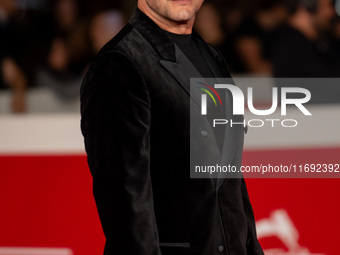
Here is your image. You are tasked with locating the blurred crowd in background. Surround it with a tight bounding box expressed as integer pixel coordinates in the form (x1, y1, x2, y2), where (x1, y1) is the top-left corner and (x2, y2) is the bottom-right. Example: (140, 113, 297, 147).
(1, 0, 340, 113)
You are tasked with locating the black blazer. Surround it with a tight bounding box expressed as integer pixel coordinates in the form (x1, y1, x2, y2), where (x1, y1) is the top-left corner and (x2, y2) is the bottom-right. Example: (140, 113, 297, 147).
(80, 8, 264, 255)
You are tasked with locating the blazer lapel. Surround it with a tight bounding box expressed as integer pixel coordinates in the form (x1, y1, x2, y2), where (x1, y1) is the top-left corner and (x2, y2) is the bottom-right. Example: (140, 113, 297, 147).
(159, 45, 204, 107)
(130, 9, 204, 107)
(160, 36, 244, 188)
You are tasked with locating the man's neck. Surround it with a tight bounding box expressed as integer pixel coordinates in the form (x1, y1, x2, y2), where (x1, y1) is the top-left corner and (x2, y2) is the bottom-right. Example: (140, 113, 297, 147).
(137, 2, 194, 35)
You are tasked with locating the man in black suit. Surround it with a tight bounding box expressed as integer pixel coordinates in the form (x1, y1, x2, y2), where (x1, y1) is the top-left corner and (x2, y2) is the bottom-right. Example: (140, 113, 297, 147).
(80, 0, 264, 254)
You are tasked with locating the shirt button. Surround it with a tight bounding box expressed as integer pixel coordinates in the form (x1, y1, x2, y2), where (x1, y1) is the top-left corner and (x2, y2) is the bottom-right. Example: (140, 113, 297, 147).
(200, 129, 208, 137)
(217, 244, 224, 253)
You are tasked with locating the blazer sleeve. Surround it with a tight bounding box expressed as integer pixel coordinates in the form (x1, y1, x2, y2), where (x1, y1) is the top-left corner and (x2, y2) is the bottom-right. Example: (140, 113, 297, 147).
(80, 51, 161, 255)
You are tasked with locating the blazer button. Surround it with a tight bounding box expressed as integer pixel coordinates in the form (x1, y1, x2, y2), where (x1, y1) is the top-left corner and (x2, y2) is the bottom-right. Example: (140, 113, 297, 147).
(217, 244, 224, 253)
(200, 129, 208, 137)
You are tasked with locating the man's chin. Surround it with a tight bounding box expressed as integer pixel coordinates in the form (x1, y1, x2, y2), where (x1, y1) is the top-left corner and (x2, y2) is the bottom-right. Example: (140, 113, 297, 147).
(168, 8, 194, 22)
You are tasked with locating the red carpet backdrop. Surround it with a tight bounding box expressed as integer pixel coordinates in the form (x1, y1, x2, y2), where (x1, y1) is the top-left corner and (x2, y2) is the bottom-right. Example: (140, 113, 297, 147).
(0, 110, 339, 255)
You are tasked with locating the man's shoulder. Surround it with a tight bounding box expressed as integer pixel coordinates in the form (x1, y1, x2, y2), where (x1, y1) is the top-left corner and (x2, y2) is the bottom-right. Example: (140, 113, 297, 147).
(95, 23, 135, 59)
(86, 22, 147, 76)
(81, 23, 144, 96)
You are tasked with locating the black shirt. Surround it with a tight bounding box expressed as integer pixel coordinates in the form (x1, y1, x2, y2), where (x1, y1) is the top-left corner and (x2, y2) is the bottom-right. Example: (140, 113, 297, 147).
(165, 31, 213, 77)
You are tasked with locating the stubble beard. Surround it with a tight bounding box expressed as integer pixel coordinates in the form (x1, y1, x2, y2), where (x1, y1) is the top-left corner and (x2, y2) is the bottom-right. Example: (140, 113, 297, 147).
(165, 8, 196, 22)
(147, 0, 199, 23)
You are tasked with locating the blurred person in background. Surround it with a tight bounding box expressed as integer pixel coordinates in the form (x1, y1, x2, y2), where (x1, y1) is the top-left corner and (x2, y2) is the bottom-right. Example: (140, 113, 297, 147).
(272, 0, 340, 77)
(234, 0, 288, 75)
(194, 2, 242, 73)
(0, 0, 27, 113)
(89, 10, 125, 53)
(332, 16, 340, 55)
(194, 2, 225, 48)
(37, 0, 91, 100)
(220, 3, 246, 74)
